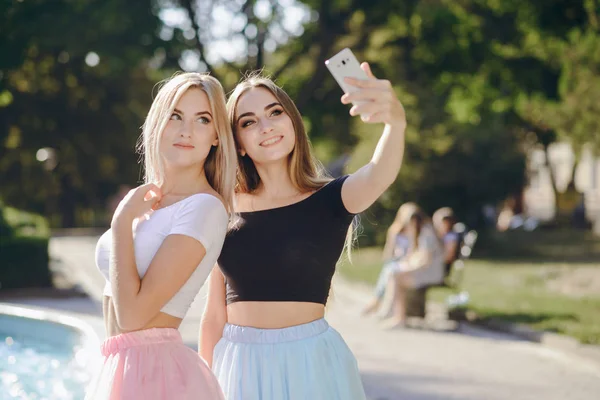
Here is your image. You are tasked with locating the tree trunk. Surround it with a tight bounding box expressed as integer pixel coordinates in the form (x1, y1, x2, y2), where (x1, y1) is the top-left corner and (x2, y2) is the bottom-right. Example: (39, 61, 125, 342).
(182, 0, 222, 81)
(255, 28, 266, 70)
(543, 143, 559, 214)
(568, 156, 580, 191)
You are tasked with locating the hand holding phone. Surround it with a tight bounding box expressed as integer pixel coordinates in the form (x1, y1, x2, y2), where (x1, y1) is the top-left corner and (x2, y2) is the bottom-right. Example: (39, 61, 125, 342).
(325, 48, 406, 126)
(325, 48, 369, 105)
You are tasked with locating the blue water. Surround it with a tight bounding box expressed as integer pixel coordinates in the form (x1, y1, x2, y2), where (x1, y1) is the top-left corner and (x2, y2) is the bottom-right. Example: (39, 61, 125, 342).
(0, 315, 91, 400)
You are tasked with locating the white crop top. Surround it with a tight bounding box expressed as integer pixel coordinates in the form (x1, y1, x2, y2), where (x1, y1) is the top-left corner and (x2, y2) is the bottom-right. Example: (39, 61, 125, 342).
(95, 193, 228, 319)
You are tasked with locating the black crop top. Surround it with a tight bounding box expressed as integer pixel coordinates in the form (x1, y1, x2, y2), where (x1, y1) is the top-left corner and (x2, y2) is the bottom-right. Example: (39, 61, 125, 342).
(218, 175, 355, 305)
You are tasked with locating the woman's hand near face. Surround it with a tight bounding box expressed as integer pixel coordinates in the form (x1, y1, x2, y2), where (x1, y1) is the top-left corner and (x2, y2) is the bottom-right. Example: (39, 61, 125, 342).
(111, 183, 162, 227)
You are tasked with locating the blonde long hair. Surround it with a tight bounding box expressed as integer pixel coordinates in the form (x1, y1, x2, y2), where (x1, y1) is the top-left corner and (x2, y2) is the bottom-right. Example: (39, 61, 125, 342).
(383, 202, 442, 261)
(138, 72, 237, 213)
(226, 73, 355, 255)
(382, 202, 418, 260)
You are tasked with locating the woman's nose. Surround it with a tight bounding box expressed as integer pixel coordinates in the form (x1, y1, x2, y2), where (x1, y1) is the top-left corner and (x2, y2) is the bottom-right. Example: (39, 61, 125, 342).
(179, 120, 193, 138)
(258, 119, 274, 134)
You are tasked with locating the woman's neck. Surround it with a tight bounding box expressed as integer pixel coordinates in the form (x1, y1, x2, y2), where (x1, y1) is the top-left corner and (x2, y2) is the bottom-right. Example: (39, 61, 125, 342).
(253, 159, 298, 200)
(161, 165, 210, 196)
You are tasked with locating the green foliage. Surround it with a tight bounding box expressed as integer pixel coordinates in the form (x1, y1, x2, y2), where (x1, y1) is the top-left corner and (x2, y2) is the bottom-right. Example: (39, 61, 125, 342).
(0, 204, 13, 237)
(0, 236, 51, 289)
(537, 30, 600, 153)
(475, 228, 600, 262)
(340, 231, 600, 345)
(1, 0, 598, 231)
(0, 0, 165, 226)
(0, 205, 51, 289)
(2, 206, 50, 238)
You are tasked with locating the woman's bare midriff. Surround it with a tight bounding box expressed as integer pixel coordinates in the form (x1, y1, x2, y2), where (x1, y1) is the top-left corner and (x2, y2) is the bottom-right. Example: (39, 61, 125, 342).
(102, 296, 183, 337)
(226, 301, 325, 329)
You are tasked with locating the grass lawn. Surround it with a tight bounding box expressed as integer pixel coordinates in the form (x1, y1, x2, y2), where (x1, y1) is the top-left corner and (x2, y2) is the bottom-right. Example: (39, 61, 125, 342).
(338, 229, 600, 345)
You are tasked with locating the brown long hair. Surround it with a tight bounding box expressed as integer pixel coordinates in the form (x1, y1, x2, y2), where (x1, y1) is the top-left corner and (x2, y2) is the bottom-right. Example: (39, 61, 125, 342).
(384, 203, 444, 260)
(382, 202, 419, 260)
(407, 212, 425, 253)
(226, 72, 330, 193)
(226, 73, 356, 256)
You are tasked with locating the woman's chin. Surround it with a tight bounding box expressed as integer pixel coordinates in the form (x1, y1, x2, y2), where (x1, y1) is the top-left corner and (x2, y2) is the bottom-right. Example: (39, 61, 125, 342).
(254, 155, 290, 166)
(252, 147, 294, 165)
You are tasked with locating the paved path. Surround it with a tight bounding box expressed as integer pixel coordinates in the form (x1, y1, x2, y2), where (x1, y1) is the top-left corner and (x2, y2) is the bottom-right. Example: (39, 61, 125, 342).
(6, 236, 600, 400)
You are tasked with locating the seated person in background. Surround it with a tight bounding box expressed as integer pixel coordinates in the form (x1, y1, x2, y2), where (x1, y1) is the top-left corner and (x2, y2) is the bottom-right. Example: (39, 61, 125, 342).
(496, 198, 515, 232)
(432, 207, 461, 276)
(361, 202, 417, 316)
(383, 208, 445, 328)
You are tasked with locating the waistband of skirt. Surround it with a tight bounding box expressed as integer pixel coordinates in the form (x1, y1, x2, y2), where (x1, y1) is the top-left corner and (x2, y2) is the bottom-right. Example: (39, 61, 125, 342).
(221, 318, 330, 344)
(101, 327, 182, 355)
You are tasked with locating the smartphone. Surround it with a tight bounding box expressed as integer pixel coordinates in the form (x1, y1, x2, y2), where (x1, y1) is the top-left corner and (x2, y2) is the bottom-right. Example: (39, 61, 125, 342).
(325, 48, 369, 104)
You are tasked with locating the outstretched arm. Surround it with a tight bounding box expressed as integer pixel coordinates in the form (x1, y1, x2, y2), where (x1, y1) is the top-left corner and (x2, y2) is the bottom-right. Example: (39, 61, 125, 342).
(340, 62, 407, 214)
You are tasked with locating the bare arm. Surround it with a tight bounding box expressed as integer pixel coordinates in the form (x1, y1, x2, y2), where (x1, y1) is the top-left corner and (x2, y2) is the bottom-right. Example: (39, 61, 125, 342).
(444, 240, 459, 264)
(408, 229, 439, 270)
(340, 63, 407, 214)
(109, 184, 224, 332)
(381, 229, 397, 261)
(199, 267, 227, 367)
(408, 249, 433, 270)
(110, 220, 206, 331)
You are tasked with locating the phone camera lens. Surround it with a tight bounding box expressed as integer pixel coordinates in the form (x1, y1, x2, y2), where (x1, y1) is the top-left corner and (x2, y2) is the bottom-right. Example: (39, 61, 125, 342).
(342, 60, 346, 65)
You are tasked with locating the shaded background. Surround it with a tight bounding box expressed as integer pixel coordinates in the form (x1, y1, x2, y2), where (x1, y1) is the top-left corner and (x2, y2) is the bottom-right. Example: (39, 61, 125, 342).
(3, 0, 599, 230)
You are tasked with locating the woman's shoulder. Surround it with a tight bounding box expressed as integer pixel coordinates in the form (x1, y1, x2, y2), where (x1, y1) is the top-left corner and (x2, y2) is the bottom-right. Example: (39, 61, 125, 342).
(308, 175, 348, 201)
(319, 175, 347, 190)
(313, 175, 356, 217)
(174, 192, 228, 222)
(184, 191, 226, 208)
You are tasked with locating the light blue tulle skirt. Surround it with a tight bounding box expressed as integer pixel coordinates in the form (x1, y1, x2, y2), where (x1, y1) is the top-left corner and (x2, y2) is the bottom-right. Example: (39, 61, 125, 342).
(212, 318, 367, 400)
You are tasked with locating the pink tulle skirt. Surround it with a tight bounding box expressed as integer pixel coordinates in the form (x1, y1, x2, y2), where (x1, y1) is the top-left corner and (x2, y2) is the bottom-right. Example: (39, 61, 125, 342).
(85, 328, 224, 400)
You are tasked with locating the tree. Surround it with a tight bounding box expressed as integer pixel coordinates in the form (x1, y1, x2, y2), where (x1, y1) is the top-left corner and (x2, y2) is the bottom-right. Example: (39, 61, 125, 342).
(0, 0, 165, 226)
(350, 0, 599, 237)
(3, 0, 594, 231)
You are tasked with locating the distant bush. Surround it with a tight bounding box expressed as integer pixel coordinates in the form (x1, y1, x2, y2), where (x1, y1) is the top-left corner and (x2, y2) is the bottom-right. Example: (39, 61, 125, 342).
(474, 228, 600, 263)
(2, 206, 50, 238)
(0, 205, 51, 290)
(0, 205, 14, 237)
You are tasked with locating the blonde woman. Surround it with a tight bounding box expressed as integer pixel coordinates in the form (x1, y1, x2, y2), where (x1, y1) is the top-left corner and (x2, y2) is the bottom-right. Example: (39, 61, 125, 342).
(384, 207, 445, 328)
(87, 73, 236, 399)
(362, 202, 418, 315)
(199, 63, 406, 400)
